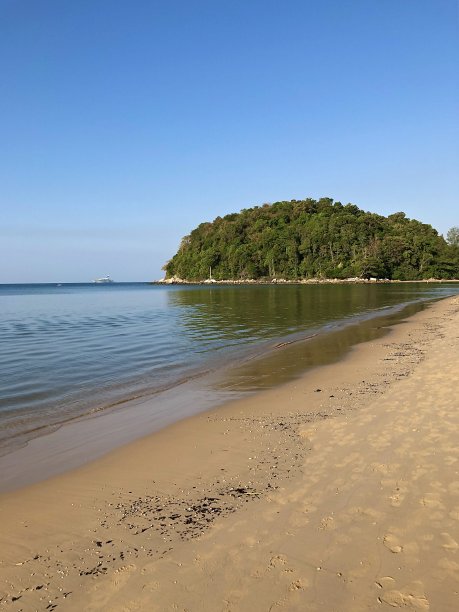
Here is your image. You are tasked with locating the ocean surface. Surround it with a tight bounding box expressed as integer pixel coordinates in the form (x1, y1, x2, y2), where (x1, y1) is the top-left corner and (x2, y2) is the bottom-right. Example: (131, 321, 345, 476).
(1, 282, 458, 454)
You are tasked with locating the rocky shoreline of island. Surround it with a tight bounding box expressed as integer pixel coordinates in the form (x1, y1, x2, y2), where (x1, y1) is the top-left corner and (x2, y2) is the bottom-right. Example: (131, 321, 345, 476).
(152, 275, 459, 285)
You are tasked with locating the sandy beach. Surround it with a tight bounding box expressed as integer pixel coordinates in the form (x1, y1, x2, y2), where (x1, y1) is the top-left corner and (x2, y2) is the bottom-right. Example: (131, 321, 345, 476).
(1, 295, 459, 611)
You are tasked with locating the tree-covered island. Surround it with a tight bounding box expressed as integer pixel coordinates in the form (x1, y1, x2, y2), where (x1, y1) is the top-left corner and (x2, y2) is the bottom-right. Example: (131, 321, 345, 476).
(164, 198, 459, 281)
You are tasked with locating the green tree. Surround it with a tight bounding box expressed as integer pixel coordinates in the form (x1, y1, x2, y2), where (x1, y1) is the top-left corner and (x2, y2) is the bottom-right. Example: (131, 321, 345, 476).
(163, 199, 458, 281)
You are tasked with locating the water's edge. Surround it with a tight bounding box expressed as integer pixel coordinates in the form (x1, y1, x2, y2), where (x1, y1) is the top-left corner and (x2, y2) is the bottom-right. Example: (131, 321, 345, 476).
(0, 296, 441, 493)
(0, 295, 434, 458)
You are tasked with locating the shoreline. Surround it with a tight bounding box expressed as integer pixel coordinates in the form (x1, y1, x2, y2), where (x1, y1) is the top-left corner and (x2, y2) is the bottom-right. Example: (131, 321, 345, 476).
(2, 283, 458, 473)
(0, 297, 438, 493)
(1, 296, 459, 610)
(153, 277, 459, 285)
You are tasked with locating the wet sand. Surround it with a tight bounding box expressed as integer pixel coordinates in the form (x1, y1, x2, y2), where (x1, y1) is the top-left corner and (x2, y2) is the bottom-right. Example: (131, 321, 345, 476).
(1, 296, 458, 610)
(0, 300, 430, 494)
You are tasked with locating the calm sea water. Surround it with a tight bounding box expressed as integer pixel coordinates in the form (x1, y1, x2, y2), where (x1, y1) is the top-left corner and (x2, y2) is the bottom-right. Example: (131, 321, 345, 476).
(1, 282, 458, 452)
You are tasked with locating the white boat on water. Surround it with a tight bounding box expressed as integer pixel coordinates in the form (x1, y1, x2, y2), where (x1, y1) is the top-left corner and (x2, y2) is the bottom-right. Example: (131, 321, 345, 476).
(93, 275, 114, 284)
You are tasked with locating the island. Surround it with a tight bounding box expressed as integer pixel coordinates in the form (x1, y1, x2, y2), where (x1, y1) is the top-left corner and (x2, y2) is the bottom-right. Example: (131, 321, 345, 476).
(163, 198, 459, 282)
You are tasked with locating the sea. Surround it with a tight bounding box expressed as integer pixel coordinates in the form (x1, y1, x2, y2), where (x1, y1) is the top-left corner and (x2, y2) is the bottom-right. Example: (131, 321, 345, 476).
(1, 282, 458, 459)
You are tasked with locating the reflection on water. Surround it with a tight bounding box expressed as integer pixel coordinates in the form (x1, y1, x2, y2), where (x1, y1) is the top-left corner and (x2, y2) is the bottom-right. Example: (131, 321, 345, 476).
(217, 301, 425, 392)
(167, 283, 452, 344)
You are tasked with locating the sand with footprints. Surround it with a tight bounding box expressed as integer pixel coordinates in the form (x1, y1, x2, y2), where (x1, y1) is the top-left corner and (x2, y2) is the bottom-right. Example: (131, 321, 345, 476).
(1, 296, 458, 611)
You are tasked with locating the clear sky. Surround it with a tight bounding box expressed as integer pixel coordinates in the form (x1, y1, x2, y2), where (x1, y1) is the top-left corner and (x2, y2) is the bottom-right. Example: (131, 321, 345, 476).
(1, 0, 458, 282)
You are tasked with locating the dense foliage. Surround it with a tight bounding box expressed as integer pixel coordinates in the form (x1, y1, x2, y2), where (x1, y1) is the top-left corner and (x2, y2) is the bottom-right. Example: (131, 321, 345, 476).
(164, 198, 459, 281)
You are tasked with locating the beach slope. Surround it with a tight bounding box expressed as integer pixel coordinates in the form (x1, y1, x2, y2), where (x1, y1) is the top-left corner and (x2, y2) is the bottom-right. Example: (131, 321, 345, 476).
(1, 296, 458, 611)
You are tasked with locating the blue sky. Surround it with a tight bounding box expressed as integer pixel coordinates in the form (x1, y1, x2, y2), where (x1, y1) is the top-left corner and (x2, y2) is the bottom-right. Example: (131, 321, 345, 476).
(1, 0, 458, 282)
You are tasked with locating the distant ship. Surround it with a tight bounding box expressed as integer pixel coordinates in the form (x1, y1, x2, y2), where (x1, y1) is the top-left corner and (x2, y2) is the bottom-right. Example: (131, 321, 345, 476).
(93, 275, 114, 284)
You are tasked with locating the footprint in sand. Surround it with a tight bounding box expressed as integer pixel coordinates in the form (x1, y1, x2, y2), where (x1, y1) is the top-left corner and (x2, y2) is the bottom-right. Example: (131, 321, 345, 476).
(440, 532, 458, 551)
(383, 534, 403, 554)
(380, 581, 429, 610)
(289, 578, 308, 591)
(269, 554, 288, 569)
(375, 576, 395, 589)
(420, 493, 444, 510)
(438, 557, 459, 575)
(112, 563, 137, 588)
(318, 515, 336, 531)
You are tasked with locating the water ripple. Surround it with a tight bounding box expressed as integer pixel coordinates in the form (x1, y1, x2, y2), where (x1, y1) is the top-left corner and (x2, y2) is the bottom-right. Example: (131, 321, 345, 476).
(1, 282, 458, 449)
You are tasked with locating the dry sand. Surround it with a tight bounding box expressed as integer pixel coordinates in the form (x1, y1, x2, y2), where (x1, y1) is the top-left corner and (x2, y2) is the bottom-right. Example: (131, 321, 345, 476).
(1, 296, 458, 611)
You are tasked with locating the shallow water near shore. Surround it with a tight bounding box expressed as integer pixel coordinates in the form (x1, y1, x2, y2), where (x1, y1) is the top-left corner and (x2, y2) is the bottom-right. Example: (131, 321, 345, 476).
(1, 282, 459, 461)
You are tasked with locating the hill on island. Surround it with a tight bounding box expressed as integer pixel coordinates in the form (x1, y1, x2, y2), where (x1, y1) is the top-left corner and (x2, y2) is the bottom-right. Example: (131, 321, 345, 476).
(164, 198, 459, 281)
